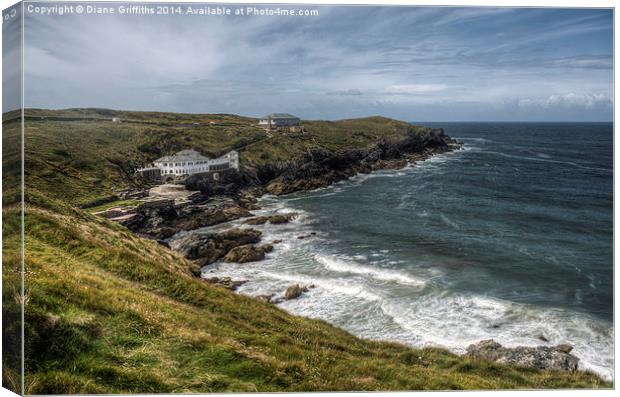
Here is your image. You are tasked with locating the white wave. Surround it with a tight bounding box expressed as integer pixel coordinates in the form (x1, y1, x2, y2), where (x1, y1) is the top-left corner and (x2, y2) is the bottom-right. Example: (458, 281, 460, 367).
(315, 254, 425, 287)
(379, 293, 614, 380)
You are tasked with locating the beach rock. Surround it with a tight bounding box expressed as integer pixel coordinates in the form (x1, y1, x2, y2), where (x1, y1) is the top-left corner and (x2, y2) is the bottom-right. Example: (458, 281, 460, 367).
(120, 199, 177, 238)
(266, 181, 287, 195)
(243, 216, 269, 225)
(170, 228, 262, 266)
(466, 339, 579, 372)
(224, 244, 274, 263)
(284, 284, 309, 300)
(238, 192, 261, 210)
(122, 200, 252, 239)
(204, 276, 248, 291)
(244, 213, 297, 225)
(173, 203, 252, 232)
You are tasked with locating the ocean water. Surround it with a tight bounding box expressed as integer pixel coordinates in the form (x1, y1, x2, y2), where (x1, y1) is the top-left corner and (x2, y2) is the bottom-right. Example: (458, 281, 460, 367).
(196, 123, 614, 379)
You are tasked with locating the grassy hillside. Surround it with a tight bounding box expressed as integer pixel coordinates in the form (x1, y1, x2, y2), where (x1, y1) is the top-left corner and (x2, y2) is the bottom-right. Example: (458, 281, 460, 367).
(2, 191, 608, 393)
(5, 109, 424, 206)
(2, 109, 611, 393)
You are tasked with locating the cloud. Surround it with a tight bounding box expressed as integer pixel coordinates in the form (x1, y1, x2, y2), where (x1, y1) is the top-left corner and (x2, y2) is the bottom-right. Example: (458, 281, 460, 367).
(381, 84, 449, 95)
(518, 93, 613, 110)
(17, 5, 613, 121)
(327, 88, 363, 96)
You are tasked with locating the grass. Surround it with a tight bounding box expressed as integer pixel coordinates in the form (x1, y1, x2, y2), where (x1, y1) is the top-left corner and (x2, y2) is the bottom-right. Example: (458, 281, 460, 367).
(2, 108, 612, 393)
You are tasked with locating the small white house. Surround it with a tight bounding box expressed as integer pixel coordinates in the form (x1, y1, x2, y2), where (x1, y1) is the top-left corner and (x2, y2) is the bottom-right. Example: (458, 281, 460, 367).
(151, 149, 239, 177)
(112, 117, 121, 123)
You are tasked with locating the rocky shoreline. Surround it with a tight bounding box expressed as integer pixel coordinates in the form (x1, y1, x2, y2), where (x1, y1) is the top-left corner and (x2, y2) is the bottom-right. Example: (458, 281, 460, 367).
(95, 128, 584, 374)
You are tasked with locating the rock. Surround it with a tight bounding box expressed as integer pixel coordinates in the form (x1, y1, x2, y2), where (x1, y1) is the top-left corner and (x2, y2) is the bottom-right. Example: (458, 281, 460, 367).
(466, 339, 579, 372)
(204, 276, 247, 290)
(260, 128, 452, 197)
(537, 334, 549, 343)
(283, 284, 309, 300)
(169, 228, 262, 265)
(224, 244, 273, 263)
(121, 200, 252, 239)
(272, 239, 283, 244)
(555, 344, 574, 354)
(173, 204, 252, 232)
(269, 214, 297, 224)
(266, 181, 287, 195)
(244, 216, 269, 225)
(243, 213, 297, 225)
(371, 159, 408, 171)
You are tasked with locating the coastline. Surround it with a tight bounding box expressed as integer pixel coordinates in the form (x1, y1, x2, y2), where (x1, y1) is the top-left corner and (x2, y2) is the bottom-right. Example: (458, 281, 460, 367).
(13, 108, 612, 391)
(100, 127, 609, 381)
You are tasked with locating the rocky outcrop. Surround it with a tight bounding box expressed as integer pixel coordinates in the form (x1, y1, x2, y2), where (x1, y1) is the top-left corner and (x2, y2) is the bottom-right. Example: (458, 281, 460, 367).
(224, 244, 274, 263)
(243, 213, 298, 225)
(120, 200, 252, 239)
(172, 203, 252, 232)
(169, 228, 262, 266)
(262, 128, 455, 196)
(466, 340, 579, 372)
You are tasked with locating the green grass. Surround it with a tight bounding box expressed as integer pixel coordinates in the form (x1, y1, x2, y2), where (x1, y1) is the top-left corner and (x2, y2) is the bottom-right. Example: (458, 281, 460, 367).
(2, 109, 612, 393)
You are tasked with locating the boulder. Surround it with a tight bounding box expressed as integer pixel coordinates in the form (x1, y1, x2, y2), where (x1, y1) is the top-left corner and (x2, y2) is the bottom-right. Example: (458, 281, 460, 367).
(265, 182, 287, 195)
(243, 216, 269, 225)
(243, 213, 297, 225)
(284, 284, 309, 300)
(169, 228, 262, 265)
(224, 244, 274, 263)
(466, 339, 579, 372)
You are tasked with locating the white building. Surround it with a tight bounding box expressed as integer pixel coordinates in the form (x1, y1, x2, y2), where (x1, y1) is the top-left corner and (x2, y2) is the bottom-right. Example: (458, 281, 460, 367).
(151, 149, 239, 177)
(258, 113, 300, 128)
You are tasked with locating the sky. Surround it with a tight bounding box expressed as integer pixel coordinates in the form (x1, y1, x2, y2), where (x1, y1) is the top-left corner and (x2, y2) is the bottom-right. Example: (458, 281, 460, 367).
(3, 3, 614, 121)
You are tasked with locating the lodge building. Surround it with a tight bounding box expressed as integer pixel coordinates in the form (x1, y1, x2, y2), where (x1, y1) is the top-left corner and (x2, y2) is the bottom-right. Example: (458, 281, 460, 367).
(136, 149, 239, 182)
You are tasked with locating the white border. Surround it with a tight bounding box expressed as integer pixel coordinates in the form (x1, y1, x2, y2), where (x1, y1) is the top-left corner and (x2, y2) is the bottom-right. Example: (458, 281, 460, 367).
(0, 1, 616, 397)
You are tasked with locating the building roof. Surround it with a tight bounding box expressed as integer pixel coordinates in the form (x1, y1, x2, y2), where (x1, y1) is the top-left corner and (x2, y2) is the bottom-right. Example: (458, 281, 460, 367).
(261, 113, 300, 120)
(154, 149, 210, 163)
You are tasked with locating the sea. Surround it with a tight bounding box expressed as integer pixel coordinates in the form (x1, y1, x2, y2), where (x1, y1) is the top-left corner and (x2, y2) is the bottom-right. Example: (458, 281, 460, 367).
(190, 122, 614, 379)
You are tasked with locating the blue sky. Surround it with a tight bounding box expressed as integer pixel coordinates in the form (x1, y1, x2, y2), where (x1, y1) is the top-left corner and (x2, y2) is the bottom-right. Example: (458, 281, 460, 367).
(4, 4, 614, 121)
